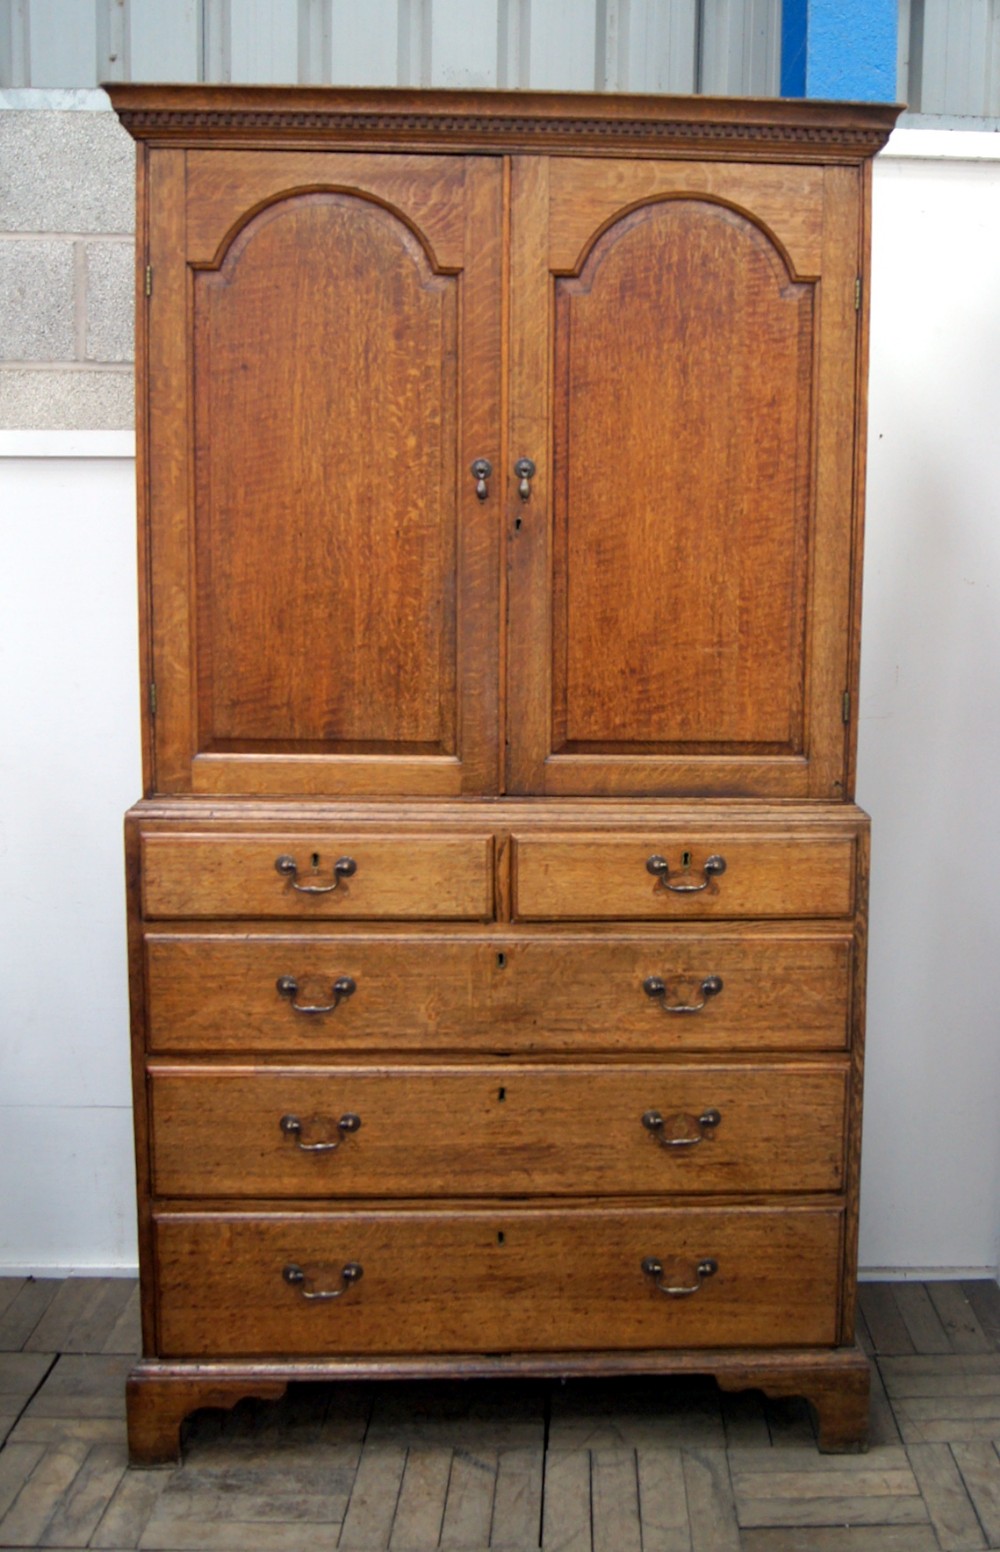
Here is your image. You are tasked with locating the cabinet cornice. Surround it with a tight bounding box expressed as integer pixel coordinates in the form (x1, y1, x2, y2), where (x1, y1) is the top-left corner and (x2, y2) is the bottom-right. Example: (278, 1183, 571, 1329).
(107, 85, 899, 164)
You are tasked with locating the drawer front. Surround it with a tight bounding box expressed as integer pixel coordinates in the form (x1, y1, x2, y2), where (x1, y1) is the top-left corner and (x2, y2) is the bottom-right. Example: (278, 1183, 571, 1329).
(141, 834, 495, 920)
(154, 1205, 843, 1355)
(513, 834, 856, 920)
(149, 1063, 848, 1198)
(145, 932, 853, 1054)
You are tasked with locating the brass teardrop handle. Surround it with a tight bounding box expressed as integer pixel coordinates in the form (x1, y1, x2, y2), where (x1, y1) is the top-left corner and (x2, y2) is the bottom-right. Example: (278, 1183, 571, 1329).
(514, 457, 536, 500)
(641, 1255, 718, 1297)
(646, 854, 726, 893)
(642, 1108, 721, 1147)
(280, 1112, 361, 1153)
(275, 854, 357, 894)
(471, 458, 492, 500)
(643, 975, 723, 1014)
(276, 975, 356, 1015)
(283, 1262, 363, 1300)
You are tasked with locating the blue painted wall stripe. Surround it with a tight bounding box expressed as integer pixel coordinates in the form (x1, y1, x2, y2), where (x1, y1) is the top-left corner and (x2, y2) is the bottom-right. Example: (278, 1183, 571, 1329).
(781, 0, 897, 101)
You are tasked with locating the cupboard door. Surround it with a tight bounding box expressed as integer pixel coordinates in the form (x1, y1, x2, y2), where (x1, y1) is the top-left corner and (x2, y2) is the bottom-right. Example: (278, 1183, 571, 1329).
(146, 151, 501, 797)
(507, 157, 862, 800)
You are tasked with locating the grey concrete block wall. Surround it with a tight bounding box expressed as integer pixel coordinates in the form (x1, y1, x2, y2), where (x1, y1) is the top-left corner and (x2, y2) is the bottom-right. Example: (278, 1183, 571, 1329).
(85, 239, 134, 363)
(0, 238, 76, 359)
(0, 104, 135, 428)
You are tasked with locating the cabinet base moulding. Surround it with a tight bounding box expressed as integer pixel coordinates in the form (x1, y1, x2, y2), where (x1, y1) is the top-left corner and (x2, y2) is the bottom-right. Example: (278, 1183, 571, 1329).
(125, 1343, 871, 1464)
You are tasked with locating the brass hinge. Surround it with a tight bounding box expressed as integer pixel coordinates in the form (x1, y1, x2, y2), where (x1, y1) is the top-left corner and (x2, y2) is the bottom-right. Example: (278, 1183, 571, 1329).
(145, 265, 153, 297)
(149, 682, 157, 717)
(854, 276, 861, 311)
(842, 690, 851, 724)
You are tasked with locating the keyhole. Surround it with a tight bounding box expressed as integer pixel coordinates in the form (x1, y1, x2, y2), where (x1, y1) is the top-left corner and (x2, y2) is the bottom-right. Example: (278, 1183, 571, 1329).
(311, 852, 320, 869)
(514, 515, 522, 531)
(497, 1231, 505, 1245)
(681, 850, 692, 869)
(496, 951, 507, 969)
(498, 1087, 506, 1102)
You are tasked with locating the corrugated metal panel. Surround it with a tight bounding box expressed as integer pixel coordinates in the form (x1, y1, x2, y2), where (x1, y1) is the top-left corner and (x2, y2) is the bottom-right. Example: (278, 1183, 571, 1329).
(202, 0, 230, 81)
(28, 0, 94, 87)
(2, 0, 990, 115)
(700, 0, 780, 95)
(228, 0, 300, 82)
(627, 2, 699, 94)
(497, 0, 528, 87)
(527, 0, 599, 89)
(595, 0, 699, 93)
(0, 1, 31, 88)
(97, 0, 128, 82)
(0, 0, 760, 95)
(910, 0, 1000, 115)
(131, 0, 201, 81)
(431, 0, 499, 88)
(328, 0, 398, 86)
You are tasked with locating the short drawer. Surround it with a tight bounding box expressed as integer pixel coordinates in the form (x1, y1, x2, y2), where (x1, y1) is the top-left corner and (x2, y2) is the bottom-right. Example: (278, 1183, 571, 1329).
(144, 930, 853, 1054)
(140, 833, 495, 920)
(149, 1062, 848, 1199)
(154, 1204, 843, 1356)
(513, 833, 856, 920)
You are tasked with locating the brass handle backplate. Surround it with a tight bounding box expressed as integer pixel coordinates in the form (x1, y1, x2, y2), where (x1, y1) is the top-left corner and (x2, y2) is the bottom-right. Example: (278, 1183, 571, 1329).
(283, 1262, 363, 1300)
(642, 1108, 722, 1148)
(280, 1112, 362, 1153)
(643, 974, 723, 1014)
(646, 854, 726, 893)
(641, 1255, 718, 1297)
(275, 854, 357, 894)
(276, 974, 356, 1015)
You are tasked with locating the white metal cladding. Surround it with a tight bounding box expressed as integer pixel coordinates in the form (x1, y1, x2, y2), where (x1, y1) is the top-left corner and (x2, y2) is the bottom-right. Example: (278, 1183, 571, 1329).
(0, 0, 996, 114)
(0, 0, 780, 94)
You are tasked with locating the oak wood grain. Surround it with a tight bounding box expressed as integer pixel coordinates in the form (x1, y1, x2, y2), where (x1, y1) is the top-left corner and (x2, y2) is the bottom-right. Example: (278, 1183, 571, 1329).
(153, 1204, 843, 1357)
(148, 152, 501, 798)
(143, 926, 854, 1055)
(112, 85, 893, 1474)
(147, 1060, 849, 1199)
(141, 833, 495, 921)
(512, 832, 856, 920)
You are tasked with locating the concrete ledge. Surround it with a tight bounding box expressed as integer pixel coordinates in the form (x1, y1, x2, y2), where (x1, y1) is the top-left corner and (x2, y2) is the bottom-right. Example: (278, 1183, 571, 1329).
(0, 428, 135, 456)
(882, 125, 1000, 160)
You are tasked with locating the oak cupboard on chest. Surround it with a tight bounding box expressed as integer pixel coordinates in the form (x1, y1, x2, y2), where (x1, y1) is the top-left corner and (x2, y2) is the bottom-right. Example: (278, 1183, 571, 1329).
(109, 84, 899, 1463)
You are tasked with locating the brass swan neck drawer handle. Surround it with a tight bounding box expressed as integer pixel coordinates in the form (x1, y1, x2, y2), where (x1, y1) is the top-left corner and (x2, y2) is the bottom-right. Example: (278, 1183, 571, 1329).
(643, 974, 723, 1013)
(283, 1262, 363, 1301)
(642, 1108, 721, 1147)
(470, 458, 492, 500)
(276, 975, 356, 1015)
(275, 854, 357, 893)
(646, 854, 726, 893)
(641, 1256, 718, 1297)
(280, 1112, 362, 1152)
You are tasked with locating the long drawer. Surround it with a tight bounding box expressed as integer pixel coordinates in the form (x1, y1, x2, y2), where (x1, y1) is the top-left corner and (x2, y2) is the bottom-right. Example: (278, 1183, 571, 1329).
(154, 1204, 843, 1355)
(144, 931, 853, 1053)
(141, 833, 495, 920)
(513, 833, 856, 920)
(149, 1062, 848, 1198)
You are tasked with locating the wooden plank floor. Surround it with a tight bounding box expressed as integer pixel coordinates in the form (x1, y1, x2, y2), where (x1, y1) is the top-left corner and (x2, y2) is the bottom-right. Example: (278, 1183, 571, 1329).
(0, 1277, 998, 1549)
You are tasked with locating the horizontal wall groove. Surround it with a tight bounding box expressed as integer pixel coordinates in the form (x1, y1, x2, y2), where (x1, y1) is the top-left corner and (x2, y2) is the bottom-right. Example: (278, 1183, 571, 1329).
(0, 360, 132, 371)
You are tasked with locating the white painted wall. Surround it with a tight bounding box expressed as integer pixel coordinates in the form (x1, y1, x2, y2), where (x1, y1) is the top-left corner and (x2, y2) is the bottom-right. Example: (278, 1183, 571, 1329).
(0, 440, 140, 1272)
(857, 130, 1000, 1277)
(0, 132, 998, 1276)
